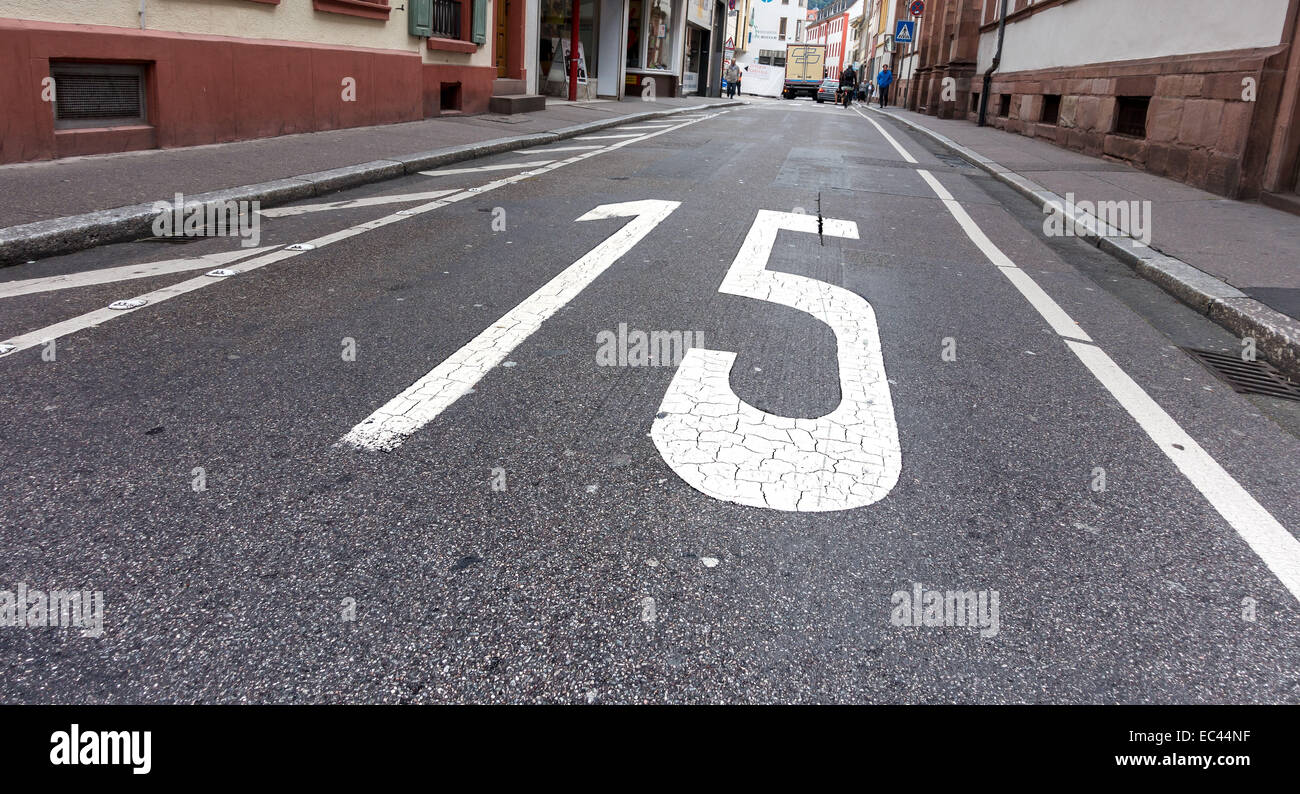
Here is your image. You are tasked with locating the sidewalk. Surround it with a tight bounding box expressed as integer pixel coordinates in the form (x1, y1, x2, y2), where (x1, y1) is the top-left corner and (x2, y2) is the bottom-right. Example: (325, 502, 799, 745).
(0, 96, 738, 263)
(872, 105, 1300, 380)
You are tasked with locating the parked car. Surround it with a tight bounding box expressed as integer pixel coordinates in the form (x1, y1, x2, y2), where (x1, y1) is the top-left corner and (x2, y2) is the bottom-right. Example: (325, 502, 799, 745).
(816, 79, 839, 104)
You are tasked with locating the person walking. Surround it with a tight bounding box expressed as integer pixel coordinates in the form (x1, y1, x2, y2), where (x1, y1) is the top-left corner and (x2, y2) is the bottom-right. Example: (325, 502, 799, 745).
(725, 60, 741, 99)
(839, 64, 857, 108)
(876, 64, 893, 108)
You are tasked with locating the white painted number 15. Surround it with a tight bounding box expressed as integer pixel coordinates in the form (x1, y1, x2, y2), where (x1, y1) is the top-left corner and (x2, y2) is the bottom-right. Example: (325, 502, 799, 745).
(342, 203, 900, 512)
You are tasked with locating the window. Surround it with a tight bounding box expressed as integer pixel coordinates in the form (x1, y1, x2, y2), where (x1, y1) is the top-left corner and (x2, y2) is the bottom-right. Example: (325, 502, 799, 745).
(998, 93, 1010, 117)
(779, 18, 787, 40)
(971, 92, 981, 113)
(50, 62, 147, 130)
(1041, 93, 1061, 124)
(430, 0, 461, 39)
(1114, 95, 1150, 137)
(643, 0, 676, 71)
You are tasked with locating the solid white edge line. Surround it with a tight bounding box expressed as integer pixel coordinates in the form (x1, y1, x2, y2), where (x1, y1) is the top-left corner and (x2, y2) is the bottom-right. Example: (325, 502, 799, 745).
(0, 246, 281, 298)
(856, 104, 1300, 604)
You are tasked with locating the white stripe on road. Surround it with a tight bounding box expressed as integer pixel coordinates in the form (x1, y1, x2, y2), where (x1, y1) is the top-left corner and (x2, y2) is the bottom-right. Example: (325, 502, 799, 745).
(513, 145, 604, 154)
(617, 125, 672, 130)
(914, 168, 1091, 343)
(1067, 340, 1300, 600)
(419, 161, 553, 177)
(574, 133, 646, 140)
(258, 190, 459, 217)
(340, 200, 681, 452)
(857, 105, 1300, 603)
(0, 246, 280, 298)
(0, 107, 725, 359)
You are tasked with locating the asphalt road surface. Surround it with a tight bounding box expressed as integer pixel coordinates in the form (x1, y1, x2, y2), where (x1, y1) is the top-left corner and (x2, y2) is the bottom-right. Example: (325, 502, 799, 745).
(3, 98, 1300, 704)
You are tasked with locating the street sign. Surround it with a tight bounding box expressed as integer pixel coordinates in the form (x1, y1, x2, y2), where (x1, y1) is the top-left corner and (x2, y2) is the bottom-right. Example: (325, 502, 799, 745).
(894, 20, 915, 44)
(909, 0, 924, 16)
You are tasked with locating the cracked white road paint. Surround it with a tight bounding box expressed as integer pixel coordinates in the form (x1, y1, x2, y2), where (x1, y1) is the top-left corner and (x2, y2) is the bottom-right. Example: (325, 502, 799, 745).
(652, 210, 901, 512)
(341, 199, 681, 451)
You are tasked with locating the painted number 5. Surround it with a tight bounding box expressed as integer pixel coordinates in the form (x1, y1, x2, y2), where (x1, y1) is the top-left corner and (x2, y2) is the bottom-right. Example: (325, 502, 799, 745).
(651, 210, 901, 512)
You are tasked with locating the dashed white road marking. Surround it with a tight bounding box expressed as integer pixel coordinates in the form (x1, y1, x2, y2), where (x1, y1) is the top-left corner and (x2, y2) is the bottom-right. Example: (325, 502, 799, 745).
(513, 145, 603, 154)
(0, 107, 725, 359)
(418, 161, 553, 177)
(258, 190, 458, 217)
(652, 210, 900, 512)
(857, 105, 1300, 603)
(0, 246, 280, 298)
(340, 200, 681, 451)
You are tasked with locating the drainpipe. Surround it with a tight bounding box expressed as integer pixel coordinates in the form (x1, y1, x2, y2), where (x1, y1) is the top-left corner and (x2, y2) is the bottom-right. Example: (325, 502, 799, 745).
(139, 0, 147, 29)
(977, 0, 1007, 127)
(568, 0, 580, 101)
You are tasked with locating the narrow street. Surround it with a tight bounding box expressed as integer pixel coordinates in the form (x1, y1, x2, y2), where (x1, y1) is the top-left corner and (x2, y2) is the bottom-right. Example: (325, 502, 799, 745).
(3, 98, 1299, 703)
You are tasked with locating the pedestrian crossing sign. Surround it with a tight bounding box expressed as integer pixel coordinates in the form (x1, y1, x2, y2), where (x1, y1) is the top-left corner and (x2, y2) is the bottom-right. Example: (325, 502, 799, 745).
(895, 21, 915, 44)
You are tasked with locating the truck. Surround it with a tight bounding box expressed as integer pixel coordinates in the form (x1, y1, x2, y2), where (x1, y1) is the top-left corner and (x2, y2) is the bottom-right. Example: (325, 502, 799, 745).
(782, 44, 826, 100)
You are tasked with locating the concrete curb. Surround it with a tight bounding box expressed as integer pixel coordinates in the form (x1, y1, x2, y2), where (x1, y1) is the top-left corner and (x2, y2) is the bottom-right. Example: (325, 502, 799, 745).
(0, 102, 742, 268)
(869, 106, 1300, 382)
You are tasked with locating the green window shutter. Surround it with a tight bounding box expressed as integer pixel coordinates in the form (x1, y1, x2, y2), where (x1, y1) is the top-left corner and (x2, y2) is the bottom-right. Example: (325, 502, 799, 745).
(472, 0, 487, 45)
(409, 0, 433, 37)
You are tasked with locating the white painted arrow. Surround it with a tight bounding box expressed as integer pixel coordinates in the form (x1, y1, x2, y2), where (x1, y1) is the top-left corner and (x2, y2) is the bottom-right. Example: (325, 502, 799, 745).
(0, 246, 280, 299)
(341, 199, 681, 452)
(652, 210, 901, 512)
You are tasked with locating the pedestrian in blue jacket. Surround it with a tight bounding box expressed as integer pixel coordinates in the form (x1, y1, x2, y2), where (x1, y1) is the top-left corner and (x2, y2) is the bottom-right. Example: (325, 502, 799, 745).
(876, 64, 893, 108)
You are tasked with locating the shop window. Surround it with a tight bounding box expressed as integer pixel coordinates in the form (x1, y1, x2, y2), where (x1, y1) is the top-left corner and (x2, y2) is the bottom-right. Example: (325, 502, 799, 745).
(1114, 96, 1150, 138)
(627, 0, 642, 69)
(50, 62, 148, 130)
(1041, 94, 1061, 124)
(645, 0, 673, 70)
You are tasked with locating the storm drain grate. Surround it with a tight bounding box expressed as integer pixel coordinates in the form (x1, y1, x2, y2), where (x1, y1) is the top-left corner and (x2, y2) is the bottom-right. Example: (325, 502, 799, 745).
(1180, 347, 1300, 401)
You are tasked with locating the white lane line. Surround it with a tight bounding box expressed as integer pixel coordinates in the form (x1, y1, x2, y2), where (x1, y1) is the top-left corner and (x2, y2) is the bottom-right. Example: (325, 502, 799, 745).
(915, 168, 1090, 343)
(857, 111, 918, 164)
(0, 107, 725, 359)
(1067, 340, 1300, 600)
(574, 133, 645, 140)
(512, 145, 604, 154)
(0, 246, 280, 299)
(617, 125, 672, 130)
(652, 210, 901, 512)
(258, 190, 459, 217)
(418, 161, 553, 177)
(857, 106, 1300, 603)
(340, 200, 681, 452)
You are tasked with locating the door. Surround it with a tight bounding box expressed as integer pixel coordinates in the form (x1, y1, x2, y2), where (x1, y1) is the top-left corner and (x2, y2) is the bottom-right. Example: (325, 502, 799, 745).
(496, 0, 508, 77)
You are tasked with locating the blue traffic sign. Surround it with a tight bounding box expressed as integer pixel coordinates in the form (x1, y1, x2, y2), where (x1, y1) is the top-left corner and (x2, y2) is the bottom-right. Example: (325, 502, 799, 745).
(895, 20, 915, 44)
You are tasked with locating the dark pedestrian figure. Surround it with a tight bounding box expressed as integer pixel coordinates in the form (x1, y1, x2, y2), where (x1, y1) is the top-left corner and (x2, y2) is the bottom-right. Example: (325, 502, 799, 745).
(839, 64, 857, 108)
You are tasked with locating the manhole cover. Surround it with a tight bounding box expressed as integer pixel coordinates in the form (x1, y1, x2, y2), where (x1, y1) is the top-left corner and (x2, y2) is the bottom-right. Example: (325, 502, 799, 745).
(1181, 348, 1300, 401)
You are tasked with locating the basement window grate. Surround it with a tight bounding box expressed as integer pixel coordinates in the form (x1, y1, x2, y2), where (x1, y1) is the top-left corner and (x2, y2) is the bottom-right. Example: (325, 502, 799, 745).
(1181, 348, 1300, 401)
(50, 62, 147, 129)
(1114, 95, 1150, 138)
